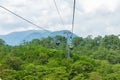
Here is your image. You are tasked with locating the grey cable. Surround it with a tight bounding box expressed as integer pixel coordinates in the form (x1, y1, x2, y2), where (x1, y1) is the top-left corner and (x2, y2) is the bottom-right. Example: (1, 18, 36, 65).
(72, 0, 76, 34)
(53, 0, 65, 25)
(0, 5, 50, 32)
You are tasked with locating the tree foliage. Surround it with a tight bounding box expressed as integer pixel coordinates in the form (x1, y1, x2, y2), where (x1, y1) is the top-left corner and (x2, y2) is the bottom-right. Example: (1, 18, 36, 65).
(0, 35, 120, 79)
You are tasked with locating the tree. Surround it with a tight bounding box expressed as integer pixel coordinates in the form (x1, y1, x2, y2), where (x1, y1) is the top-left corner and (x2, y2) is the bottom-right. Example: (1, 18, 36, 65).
(97, 60, 113, 76)
(69, 57, 94, 79)
(0, 39, 5, 45)
(0, 69, 17, 80)
(23, 75, 39, 80)
(88, 72, 102, 80)
(72, 74, 86, 80)
(72, 37, 83, 47)
(5, 56, 23, 70)
(104, 73, 120, 80)
(101, 35, 120, 50)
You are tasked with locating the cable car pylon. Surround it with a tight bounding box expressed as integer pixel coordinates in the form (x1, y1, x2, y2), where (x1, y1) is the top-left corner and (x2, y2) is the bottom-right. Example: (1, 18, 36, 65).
(66, 0, 76, 59)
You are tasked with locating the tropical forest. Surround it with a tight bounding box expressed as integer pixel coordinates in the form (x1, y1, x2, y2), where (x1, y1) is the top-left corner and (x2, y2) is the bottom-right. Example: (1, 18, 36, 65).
(0, 35, 120, 80)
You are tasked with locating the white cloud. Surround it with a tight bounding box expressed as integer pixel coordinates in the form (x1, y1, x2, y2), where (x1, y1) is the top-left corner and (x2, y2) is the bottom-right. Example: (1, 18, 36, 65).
(0, 0, 120, 36)
(48, 24, 72, 31)
(78, 0, 119, 13)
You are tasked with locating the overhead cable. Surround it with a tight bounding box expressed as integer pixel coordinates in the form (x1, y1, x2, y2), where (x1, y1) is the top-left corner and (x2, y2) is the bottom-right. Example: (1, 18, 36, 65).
(0, 5, 50, 32)
(71, 0, 76, 34)
(69, 0, 76, 40)
(53, 0, 64, 25)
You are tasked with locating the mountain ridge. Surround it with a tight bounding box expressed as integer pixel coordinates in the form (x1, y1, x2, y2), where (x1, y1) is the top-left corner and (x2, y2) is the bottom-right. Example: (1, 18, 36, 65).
(0, 30, 77, 45)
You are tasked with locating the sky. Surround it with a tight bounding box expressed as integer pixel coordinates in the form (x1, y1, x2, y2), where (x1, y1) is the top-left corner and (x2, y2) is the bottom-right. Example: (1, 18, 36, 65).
(0, 0, 120, 37)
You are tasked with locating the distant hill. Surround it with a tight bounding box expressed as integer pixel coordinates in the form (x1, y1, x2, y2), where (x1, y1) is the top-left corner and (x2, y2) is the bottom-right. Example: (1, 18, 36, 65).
(49, 30, 77, 38)
(0, 30, 77, 45)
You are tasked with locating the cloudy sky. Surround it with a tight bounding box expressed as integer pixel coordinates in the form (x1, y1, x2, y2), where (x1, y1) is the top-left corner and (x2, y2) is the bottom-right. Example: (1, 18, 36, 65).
(0, 0, 120, 37)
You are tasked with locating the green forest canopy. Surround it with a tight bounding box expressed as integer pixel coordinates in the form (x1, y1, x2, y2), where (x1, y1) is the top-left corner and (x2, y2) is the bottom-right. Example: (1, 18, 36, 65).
(0, 35, 120, 80)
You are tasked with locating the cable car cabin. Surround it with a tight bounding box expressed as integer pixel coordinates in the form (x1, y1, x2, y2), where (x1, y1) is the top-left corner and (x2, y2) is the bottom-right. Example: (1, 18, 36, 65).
(56, 40, 61, 46)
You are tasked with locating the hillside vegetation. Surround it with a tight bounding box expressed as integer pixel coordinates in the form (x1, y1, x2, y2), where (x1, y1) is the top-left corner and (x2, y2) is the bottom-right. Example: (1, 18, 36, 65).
(0, 35, 120, 80)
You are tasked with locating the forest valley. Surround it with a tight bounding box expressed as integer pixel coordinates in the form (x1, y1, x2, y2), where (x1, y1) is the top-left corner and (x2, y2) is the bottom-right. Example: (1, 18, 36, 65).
(0, 35, 120, 80)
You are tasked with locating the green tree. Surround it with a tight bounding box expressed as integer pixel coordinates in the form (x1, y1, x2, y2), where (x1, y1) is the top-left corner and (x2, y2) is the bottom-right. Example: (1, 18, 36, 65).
(88, 72, 102, 80)
(0, 39, 5, 45)
(5, 56, 23, 70)
(23, 75, 39, 80)
(72, 37, 83, 47)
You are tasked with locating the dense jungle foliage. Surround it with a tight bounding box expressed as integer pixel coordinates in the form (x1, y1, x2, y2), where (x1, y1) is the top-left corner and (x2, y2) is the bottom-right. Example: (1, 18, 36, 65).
(0, 35, 120, 80)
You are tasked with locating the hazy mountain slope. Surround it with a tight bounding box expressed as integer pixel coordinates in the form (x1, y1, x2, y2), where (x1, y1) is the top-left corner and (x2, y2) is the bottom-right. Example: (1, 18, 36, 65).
(0, 30, 77, 45)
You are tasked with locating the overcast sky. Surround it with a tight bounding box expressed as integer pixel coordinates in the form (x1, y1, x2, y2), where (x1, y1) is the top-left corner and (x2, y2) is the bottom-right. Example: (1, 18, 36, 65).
(0, 0, 120, 37)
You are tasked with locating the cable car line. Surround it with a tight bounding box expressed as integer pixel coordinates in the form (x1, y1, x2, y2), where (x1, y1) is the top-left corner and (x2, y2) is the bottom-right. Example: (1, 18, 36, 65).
(0, 0, 76, 48)
(0, 5, 50, 32)
(71, 0, 76, 38)
(53, 0, 65, 25)
(0, 5, 63, 46)
(53, 0, 67, 46)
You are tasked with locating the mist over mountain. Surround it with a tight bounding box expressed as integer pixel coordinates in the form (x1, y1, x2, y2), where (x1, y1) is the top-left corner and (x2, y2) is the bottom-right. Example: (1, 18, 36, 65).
(0, 30, 77, 45)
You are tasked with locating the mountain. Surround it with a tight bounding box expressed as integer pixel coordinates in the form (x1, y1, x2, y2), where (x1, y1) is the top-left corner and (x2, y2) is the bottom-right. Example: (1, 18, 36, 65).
(0, 30, 77, 45)
(49, 30, 77, 37)
(0, 30, 50, 45)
